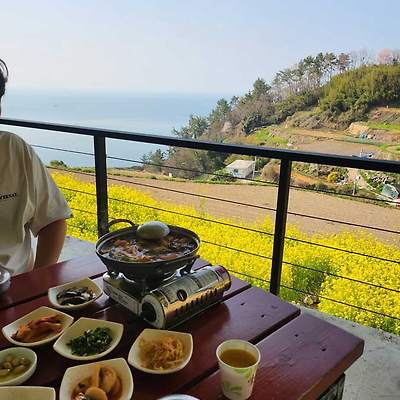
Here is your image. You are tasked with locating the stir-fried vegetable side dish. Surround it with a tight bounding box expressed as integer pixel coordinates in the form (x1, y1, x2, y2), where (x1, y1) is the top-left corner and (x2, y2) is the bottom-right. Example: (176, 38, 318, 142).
(139, 336, 185, 370)
(0, 354, 31, 382)
(72, 364, 122, 400)
(67, 328, 113, 356)
(12, 314, 63, 343)
(100, 233, 197, 263)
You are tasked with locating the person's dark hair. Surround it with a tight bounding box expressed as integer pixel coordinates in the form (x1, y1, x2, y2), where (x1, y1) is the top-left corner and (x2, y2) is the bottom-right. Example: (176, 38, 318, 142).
(0, 59, 8, 98)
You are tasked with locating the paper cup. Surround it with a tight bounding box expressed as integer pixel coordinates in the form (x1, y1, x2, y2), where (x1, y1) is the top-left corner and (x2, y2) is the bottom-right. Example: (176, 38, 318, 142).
(216, 340, 260, 400)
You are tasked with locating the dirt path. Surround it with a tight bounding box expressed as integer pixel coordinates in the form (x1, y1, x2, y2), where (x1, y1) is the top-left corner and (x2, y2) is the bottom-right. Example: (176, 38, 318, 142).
(61, 171, 400, 246)
(296, 140, 380, 157)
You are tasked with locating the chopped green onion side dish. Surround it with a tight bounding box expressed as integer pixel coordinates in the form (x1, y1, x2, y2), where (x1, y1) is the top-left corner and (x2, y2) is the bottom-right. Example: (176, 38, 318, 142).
(67, 327, 113, 356)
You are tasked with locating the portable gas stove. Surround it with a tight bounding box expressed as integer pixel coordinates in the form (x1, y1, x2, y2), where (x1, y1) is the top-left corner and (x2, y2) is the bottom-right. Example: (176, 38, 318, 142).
(96, 219, 231, 329)
(103, 264, 231, 329)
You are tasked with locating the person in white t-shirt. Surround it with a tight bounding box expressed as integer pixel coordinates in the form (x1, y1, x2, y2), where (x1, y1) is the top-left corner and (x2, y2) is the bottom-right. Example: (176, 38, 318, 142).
(0, 59, 72, 275)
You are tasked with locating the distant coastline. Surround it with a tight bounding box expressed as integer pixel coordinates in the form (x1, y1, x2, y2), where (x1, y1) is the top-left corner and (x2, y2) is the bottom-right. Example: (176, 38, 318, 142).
(1, 90, 223, 167)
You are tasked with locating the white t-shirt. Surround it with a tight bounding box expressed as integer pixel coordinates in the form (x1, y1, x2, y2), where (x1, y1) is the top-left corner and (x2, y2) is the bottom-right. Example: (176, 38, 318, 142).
(0, 131, 72, 276)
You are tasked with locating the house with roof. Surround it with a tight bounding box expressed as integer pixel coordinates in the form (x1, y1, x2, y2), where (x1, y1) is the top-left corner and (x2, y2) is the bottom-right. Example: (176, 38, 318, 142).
(225, 159, 255, 179)
(380, 183, 400, 206)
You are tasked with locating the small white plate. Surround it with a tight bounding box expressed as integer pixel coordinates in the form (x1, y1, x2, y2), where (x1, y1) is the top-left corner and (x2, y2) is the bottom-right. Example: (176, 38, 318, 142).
(0, 347, 37, 386)
(53, 317, 123, 361)
(2, 306, 74, 347)
(59, 357, 133, 400)
(128, 328, 193, 374)
(48, 277, 103, 310)
(0, 386, 55, 400)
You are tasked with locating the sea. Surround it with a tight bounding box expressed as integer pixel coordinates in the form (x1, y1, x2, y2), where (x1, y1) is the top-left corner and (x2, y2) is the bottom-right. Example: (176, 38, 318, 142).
(1, 89, 223, 167)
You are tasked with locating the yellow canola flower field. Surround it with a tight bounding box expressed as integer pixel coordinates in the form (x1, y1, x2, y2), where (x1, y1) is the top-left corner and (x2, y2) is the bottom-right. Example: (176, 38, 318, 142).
(53, 173, 400, 335)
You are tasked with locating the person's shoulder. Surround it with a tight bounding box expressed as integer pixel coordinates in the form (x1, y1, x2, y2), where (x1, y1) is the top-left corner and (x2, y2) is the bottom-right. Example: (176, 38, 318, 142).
(0, 131, 29, 149)
(0, 131, 37, 165)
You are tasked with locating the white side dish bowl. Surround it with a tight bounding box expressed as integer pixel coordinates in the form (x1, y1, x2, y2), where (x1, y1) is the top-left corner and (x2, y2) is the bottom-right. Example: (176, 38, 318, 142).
(0, 347, 37, 386)
(53, 317, 123, 361)
(128, 328, 193, 375)
(0, 386, 55, 400)
(1, 306, 74, 347)
(48, 277, 103, 310)
(59, 357, 133, 400)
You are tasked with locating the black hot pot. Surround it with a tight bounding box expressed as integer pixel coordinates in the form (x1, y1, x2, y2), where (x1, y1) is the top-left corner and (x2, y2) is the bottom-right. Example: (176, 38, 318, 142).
(95, 219, 200, 282)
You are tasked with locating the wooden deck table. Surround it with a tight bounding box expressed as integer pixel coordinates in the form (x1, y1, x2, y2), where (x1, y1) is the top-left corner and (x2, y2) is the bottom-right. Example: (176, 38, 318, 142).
(0, 255, 364, 399)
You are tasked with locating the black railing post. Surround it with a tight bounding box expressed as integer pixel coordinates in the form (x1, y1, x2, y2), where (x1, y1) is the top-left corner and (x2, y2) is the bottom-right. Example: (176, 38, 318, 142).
(270, 159, 292, 295)
(93, 136, 109, 237)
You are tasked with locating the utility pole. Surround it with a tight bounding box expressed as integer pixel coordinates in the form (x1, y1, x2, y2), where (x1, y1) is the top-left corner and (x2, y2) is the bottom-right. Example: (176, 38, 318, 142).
(252, 156, 257, 180)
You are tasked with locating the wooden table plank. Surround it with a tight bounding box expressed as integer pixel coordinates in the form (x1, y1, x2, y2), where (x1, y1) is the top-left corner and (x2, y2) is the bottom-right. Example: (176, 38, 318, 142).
(0, 256, 223, 311)
(0, 277, 113, 349)
(186, 313, 364, 400)
(126, 287, 299, 400)
(18, 287, 299, 400)
(0, 255, 106, 310)
(0, 264, 249, 341)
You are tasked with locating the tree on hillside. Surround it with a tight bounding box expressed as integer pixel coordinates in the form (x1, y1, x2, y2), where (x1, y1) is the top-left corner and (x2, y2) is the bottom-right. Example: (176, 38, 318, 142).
(229, 96, 239, 108)
(208, 98, 231, 128)
(49, 160, 68, 169)
(141, 149, 165, 172)
(337, 53, 351, 73)
(163, 147, 225, 179)
(323, 52, 338, 79)
(173, 115, 209, 139)
(320, 64, 400, 119)
(252, 78, 272, 100)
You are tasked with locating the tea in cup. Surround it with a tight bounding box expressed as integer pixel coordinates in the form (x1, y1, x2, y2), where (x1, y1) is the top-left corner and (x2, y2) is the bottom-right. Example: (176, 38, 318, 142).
(216, 339, 260, 400)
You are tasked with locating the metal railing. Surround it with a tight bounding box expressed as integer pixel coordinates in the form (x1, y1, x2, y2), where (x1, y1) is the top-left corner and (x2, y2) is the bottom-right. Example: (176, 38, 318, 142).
(1, 117, 399, 308)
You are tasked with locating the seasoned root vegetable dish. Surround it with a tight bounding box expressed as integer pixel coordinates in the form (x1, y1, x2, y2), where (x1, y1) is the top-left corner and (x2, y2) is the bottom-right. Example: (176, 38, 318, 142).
(139, 336, 185, 370)
(100, 234, 197, 263)
(72, 364, 122, 400)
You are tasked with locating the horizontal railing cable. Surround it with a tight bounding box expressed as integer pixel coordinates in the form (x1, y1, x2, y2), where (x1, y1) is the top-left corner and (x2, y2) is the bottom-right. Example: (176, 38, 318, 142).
(32, 143, 277, 185)
(105, 175, 277, 212)
(279, 283, 400, 321)
(228, 271, 400, 321)
(226, 269, 271, 284)
(49, 166, 399, 236)
(66, 222, 95, 234)
(69, 207, 98, 216)
(2, 118, 399, 173)
(58, 186, 275, 238)
(66, 210, 400, 294)
(202, 240, 273, 260)
(104, 175, 399, 234)
(30, 142, 276, 185)
(284, 235, 400, 265)
(287, 210, 400, 235)
(106, 154, 277, 185)
(35, 138, 398, 204)
(282, 261, 400, 293)
(181, 261, 399, 321)
(58, 184, 399, 265)
(290, 183, 400, 205)
(32, 144, 94, 157)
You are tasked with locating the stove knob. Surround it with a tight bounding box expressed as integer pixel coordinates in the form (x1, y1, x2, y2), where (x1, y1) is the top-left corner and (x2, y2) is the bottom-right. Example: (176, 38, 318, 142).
(141, 302, 157, 322)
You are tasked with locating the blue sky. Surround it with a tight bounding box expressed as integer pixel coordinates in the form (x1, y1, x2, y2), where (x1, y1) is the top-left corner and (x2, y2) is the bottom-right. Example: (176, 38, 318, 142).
(2, 0, 399, 94)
